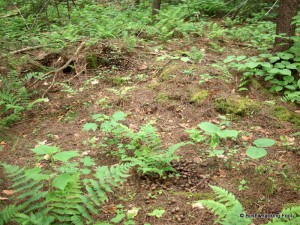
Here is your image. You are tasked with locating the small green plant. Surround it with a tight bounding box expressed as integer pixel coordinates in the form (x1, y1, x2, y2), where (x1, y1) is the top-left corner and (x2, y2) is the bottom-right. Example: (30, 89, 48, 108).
(197, 185, 300, 225)
(108, 87, 134, 104)
(187, 122, 238, 148)
(238, 179, 249, 191)
(0, 71, 48, 128)
(224, 47, 300, 103)
(0, 144, 133, 224)
(148, 209, 165, 218)
(83, 111, 189, 177)
(196, 185, 251, 225)
(246, 138, 276, 159)
(198, 73, 213, 84)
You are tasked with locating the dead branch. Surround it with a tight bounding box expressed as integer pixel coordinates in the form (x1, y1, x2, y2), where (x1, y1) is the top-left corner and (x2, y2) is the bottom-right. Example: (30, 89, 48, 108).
(0, 44, 54, 59)
(29, 41, 86, 88)
(39, 42, 86, 97)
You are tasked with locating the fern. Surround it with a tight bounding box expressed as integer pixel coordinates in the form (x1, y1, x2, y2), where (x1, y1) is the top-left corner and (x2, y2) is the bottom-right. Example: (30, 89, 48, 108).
(0, 145, 134, 224)
(198, 185, 251, 225)
(0, 205, 19, 225)
(86, 112, 188, 177)
(198, 186, 300, 225)
(267, 206, 300, 225)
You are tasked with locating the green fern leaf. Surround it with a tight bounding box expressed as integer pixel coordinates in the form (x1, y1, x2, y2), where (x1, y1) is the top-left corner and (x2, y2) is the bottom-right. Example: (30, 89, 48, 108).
(0, 205, 19, 224)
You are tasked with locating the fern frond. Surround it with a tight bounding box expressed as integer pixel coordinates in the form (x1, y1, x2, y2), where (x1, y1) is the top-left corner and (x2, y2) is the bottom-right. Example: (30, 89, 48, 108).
(210, 185, 238, 208)
(0, 204, 19, 224)
(199, 200, 227, 218)
(199, 186, 251, 225)
(267, 206, 300, 224)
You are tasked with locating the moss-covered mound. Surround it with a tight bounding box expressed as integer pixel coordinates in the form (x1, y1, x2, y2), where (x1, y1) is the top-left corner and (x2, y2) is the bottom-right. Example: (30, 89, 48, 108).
(272, 106, 300, 127)
(213, 96, 261, 116)
(189, 90, 208, 104)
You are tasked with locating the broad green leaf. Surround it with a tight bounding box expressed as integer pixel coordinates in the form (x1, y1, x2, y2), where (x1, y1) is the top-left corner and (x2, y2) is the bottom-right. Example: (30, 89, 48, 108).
(268, 68, 281, 74)
(148, 209, 165, 218)
(283, 76, 294, 83)
(261, 62, 272, 69)
(260, 53, 273, 58)
(277, 52, 294, 60)
(31, 145, 60, 155)
(255, 70, 265, 76)
(274, 63, 285, 69)
(236, 55, 246, 61)
(279, 69, 292, 76)
(298, 80, 300, 88)
(53, 151, 80, 162)
(112, 111, 126, 121)
(198, 122, 220, 134)
(253, 138, 276, 147)
(52, 173, 73, 190)
(269, 56, 280, 63)
(285, 85, 297, 90)
(271, 86, 283, 92)
(265, 75, 274, 81)
(245, 62, 259, 69)
(83, 123, 98, 132)
(246, 146, 267, 159)
(294, 57, 300, 62)
(286, 64, 297, 70)
(217, 130, 238, 139)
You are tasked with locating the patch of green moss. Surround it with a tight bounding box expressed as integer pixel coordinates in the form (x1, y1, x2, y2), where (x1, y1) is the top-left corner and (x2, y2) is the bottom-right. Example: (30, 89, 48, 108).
(159, 64, 179, 81)
(156, 93, 170, 103)
(189, 90, 208, 104)
(272, 106, 300, 127)
(250, 78, 273, 98)
(214, 97, 261, 116)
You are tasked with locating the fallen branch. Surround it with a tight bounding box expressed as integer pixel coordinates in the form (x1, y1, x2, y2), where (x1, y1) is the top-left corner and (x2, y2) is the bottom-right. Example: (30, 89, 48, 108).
(0, 44, 54, 59)
(39, 42, 86, 97)
(29, 41, 86, 88)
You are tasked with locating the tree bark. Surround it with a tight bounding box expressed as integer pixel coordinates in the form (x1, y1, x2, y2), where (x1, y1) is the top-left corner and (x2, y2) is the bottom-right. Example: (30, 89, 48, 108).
(152, 0, 161, 16)
(274, 0, 299, 52)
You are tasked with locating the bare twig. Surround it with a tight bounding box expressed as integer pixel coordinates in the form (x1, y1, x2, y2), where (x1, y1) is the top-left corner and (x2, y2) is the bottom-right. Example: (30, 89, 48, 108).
(0, 44, 54, 59)
(9, 0, 29, 30)
(153, 59, 172, 77)
(265, 0, 279, 15)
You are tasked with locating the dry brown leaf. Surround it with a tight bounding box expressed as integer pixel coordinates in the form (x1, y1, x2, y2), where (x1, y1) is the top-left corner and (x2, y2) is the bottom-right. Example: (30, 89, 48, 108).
(241, 133, 253, 141)
(0, 141, 6, 145)
(138, 65, 148, 70)
(2, 190, 15, 195)
(0, 196, 9, 200)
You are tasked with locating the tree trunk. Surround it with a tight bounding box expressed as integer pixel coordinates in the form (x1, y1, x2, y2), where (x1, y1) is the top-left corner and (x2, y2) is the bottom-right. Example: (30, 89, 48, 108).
(274, 0, 299, 52)
(152, 0, 161, 16)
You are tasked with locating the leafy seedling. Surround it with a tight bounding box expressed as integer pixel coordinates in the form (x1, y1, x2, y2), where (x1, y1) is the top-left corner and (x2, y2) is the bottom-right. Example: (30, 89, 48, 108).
(246, 138, 276, 159)
(198, 122, 238, 148)
(148, 209, 165, 218)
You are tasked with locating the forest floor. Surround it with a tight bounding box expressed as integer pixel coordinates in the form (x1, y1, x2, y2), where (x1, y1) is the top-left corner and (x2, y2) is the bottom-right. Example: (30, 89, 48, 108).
(0, 36, 300, 224)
